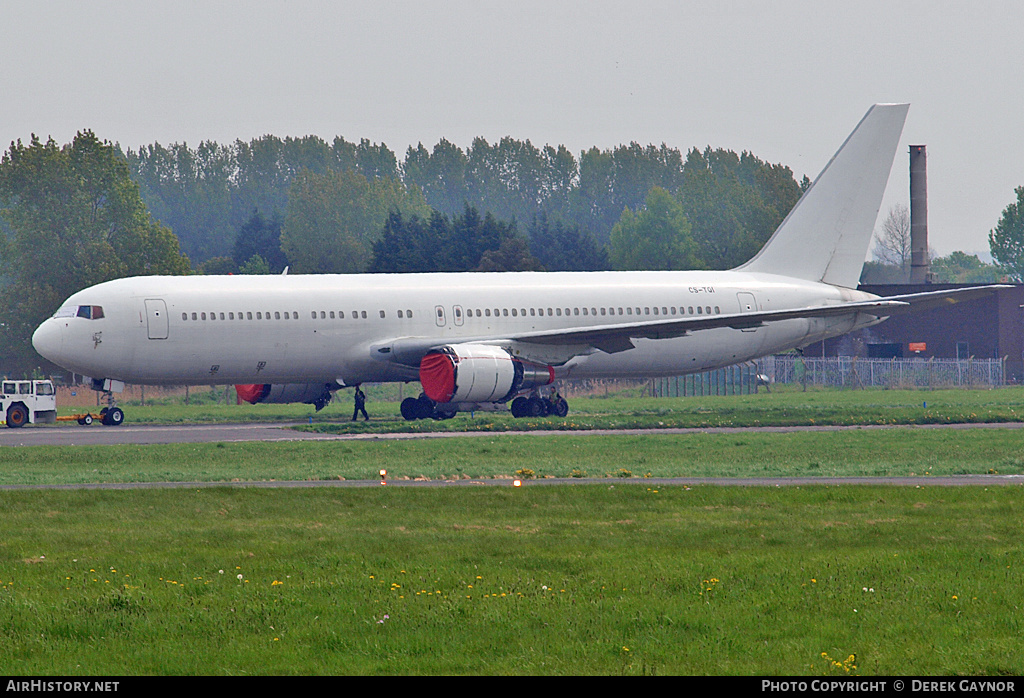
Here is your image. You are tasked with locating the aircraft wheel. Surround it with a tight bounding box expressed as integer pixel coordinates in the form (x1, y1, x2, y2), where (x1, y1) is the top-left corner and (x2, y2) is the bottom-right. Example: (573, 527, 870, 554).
(5, 404, 29, 428)
(527, 396, 547, 417)
(103, 407, 125, 426)
(510, 396, 529, 418)
(400, 397, 419, 421)
(552, 397, 569, 418)
(414, 396, 435, 420)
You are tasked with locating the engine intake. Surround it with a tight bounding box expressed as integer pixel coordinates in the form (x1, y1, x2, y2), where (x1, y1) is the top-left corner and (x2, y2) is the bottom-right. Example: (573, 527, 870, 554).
(235, 383, 333, 411)
(419, 344, 553, 403)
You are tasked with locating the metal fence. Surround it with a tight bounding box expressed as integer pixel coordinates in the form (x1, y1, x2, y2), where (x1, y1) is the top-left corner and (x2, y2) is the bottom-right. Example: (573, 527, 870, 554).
(756, 355, 1006, 389)
(653, 364, 760, 397)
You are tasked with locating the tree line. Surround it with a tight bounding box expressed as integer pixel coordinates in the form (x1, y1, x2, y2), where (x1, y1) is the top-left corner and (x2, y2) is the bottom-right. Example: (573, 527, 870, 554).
(125, 133, 808, 276)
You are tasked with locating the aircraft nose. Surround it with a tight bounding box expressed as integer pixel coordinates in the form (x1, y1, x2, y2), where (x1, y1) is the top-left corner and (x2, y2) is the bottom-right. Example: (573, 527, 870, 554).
(32, 319, 64, 363)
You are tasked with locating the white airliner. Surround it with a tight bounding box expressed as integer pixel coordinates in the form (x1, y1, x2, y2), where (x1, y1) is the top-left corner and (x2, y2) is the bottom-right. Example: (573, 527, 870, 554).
(30, 104, 999, 425)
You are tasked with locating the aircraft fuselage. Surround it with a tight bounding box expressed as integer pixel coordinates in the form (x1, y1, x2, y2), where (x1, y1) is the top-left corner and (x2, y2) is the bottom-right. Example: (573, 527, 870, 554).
(32, 270, 881, 388)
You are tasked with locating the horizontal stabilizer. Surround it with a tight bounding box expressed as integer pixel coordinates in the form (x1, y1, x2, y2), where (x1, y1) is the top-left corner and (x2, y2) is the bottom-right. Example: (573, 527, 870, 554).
(871, 285, 1011, 313)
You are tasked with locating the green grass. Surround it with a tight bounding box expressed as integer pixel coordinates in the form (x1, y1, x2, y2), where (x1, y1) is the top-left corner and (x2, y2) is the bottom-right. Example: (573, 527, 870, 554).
(7, 387, 1024, 675)
(85, 385, 1024, 431)
(3, 427, 1024, 486)
(0, 486, 1021, 675)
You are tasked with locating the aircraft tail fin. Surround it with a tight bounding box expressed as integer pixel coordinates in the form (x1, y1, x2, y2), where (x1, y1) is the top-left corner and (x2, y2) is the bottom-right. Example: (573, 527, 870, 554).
(737, 103, 909, 288)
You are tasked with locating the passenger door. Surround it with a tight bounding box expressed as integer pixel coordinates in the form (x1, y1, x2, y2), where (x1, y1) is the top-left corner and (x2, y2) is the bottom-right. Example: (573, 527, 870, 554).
(145, 299, 169, 340)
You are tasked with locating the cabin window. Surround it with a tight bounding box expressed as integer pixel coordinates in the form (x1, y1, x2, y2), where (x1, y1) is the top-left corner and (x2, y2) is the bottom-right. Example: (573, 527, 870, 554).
(201, 312, 207, 321)
(530, 308, 536, 316)
(273, 312, 280, 320)
(697, 306, 703, 315)
(361, 311, 367, 319)
(398, 310, 404, 318)
(182, 313, 188, 321)
(714, 306, 720, 314)
(653, 307, 659, 316)
(407, 310, 413, 318)
(379, 310, 386, 318)
(511, 308, 518, 317)
(485, 309, 491, 317)
(706, 306, 712, 315)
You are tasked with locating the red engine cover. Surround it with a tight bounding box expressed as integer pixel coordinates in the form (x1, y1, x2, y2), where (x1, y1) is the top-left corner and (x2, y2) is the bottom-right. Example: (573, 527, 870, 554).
(235, 384, 270, 404)
(419, 352, 457, 402)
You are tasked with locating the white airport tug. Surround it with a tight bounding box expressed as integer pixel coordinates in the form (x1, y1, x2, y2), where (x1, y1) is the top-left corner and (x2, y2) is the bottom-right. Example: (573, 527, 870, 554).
(1, 379, 57, 428)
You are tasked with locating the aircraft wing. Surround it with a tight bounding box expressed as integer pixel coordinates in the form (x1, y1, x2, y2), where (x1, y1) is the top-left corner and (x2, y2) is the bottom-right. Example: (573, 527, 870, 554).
(371, 298, 909, 366)
(505, 298, 909, 353)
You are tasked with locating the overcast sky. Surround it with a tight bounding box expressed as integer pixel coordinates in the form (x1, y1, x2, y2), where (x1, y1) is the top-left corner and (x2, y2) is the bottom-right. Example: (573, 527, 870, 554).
(2, 0, 1021, 258)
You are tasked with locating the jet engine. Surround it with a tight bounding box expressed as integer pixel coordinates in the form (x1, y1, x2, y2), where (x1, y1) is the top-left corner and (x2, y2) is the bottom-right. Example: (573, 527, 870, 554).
(235, 383, 333, 411)
(418, 344, 553, 403)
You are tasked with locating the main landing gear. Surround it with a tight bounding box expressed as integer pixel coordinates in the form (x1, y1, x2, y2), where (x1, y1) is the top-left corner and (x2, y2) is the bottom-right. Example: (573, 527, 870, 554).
(399, 390, 570, 421)
(510, 391, 569, 419)
(400, 394, 457, 421)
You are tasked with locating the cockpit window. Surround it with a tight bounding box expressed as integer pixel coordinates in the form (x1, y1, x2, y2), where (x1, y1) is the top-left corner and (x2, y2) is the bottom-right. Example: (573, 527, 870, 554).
(74, 305, 104, 320)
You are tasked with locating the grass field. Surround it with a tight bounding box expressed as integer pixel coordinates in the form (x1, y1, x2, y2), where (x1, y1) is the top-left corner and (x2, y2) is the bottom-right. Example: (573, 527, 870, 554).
(1, 485, 1022, 675)
(79, 384, 1024, 432)
(3, 387, 1023, 675)
(3, 427, 1024, 486)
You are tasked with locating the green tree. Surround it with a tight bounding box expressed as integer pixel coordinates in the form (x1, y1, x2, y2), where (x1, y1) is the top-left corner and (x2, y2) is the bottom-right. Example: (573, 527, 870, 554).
(608, 187, 699, 271)
(281, 170, 429, 274)
(127, 139, 234, 263)
(0, 131, 190, 374)
(238, 254, 272, 275)
(233, 209, 288, 273)
(931, 251, 1002, 283)
(369, 206, 523, 273)
(475, 235, 545, 272)
(679, 147, 801, 269)
(527, 212, 608, 271)
(989, 186, 1024, 281)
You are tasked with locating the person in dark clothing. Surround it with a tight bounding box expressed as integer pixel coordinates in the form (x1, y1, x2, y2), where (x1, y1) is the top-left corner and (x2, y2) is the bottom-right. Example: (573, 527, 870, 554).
(352, 386, 369, 421)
